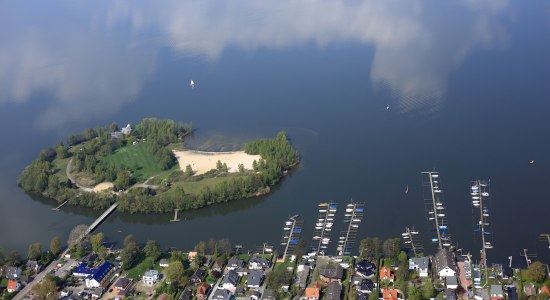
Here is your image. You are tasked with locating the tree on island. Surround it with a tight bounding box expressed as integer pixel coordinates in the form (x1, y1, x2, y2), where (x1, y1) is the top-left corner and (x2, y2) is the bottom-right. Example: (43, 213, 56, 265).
(216, 160, 223, 171)
(50, 236, 62, 256)
(185, 164, 194, 176)
(238, 163, 245, 173)
(27, 242, 42, 260)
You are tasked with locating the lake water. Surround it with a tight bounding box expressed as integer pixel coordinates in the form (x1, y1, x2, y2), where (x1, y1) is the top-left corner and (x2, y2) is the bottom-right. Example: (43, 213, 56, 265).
(1, 1, 550, 266)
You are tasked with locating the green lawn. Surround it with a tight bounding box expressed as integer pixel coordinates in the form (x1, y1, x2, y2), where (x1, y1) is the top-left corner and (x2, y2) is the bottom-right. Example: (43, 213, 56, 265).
(102, 142, 163, 181)
(126, 256, 155, 280)
(53, 157, 70, 181)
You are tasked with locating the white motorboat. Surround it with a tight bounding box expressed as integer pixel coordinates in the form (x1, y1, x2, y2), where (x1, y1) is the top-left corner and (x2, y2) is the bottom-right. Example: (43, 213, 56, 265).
(284, 227, 290, 230)
(431, 174, 439, 178)
(482, 192, 489, 197)
(319, 209, 327, 213)
(411, 230, 419, 234)
(285, 221, 293, 225)
(316, 222, 324, 227)
(434, 189, 442, 193)
(351, 224, 359, 228)
(437, 213, 446, 217)
(190, 80, 195, 89)
(315, 226, 322, 230)
(472, 196, 480, 200)
(443, 242, 451, 247)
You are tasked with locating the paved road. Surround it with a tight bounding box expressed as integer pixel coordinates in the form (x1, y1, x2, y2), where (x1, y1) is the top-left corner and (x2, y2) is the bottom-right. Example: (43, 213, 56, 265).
(13, 249, 70, 300)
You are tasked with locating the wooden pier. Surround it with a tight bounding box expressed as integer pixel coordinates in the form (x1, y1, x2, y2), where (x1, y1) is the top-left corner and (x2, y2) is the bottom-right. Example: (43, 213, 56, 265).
(51, 200, 68, 211)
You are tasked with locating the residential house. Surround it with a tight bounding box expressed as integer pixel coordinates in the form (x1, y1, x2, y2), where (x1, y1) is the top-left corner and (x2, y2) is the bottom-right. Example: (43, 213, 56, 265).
(85, 262, 115, 288)
(121, 124, 132, 135)
(191, 269, 206, 283)
(143, 270, 160, 286)
(113, 278, 132, 293)
(212, 289, 232, 300)
(188, 251, 198, 262)
(26, 260, 41, 273)
(490, 285, 504, 299)
(445, 276, 458, 289)
(357, 279, 375, 294)
(304, 284, 320, 300)
(320, 264, 343, 283)
(196, 283, 209, 300)
(159, 259, 170, 268)
(325, 281, 342, 300)
(295, 264, 310, 289)
(382, 289, 399, 300)
(178, 288, 193, 300)
(248, 256, 271, 270)
(227, 256, 244, 270)
(379, 266, 394, 282)
(212, 259, 225, 272)
(222, 269, 240, 290)
(90, 288, 104, 299)
(5, 266, 22, 280)
(356, 260, 376, 278)
(234, 267, 248, 277)
(7, 280, 20, 293)
(434, 249, 457, 278)
(408, 257, 429, 277)
(246, 270, 264, 289)
(445, 289, 457, 300)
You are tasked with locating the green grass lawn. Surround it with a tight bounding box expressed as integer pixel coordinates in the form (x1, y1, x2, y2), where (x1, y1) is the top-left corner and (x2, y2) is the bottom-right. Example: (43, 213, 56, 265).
(126, 256, 155, 280)
(102, 142, 163, 181)
(52, 157, 70, 181)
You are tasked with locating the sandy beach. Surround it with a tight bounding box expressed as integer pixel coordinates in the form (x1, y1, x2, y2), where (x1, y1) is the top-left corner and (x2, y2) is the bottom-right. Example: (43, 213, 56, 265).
(91, 182, 113, 192)
(173, 150, 262, 175)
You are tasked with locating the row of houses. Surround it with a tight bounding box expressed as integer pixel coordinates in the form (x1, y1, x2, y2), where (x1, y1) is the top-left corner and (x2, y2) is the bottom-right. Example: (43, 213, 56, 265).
(0, 261, 43, 294)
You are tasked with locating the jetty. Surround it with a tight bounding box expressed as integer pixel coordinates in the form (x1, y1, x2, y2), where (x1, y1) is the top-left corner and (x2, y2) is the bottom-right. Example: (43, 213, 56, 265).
(51, 200, 68, 211)
(170, 209, 181, 222)
(83, 202, 119, 237)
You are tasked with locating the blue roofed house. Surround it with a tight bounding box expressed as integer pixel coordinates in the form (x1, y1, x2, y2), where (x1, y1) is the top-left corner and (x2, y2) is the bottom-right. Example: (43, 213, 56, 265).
(84, 262, 115, 288)
(355, 260, 376, 278)
(73, 262, 97, 277)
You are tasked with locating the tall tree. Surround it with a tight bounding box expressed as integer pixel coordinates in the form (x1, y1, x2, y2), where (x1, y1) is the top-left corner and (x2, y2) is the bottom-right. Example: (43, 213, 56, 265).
(194, 241, 206, 256)
(207, 239, 217, 255)
(185, 164, 194, 176)
(165, 260, 184, 286)
(121, 241, 140, 270)
(50, 236, 62, 256)
(217, 239, 232, 256)
(28, 242, 42, 260)
(528, 261, 547, 283)
(68, 224, 88, 247)
(90, 233, 106, 258)
(383, 238, 401, 260)
(123, 235, 138, 247)
(144, 240, 161, 261)
(422, 279, 435, 299)
(32, 275, 58, 300)
(6, 251, 21, 266)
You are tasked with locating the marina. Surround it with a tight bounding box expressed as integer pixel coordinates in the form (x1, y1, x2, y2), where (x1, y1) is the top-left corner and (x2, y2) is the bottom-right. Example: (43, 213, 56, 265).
(280, 214, 303, 260)
(422, 171, 452, 249)
(401, 226, 424, 257)
(336, 201, 365, 257)
(310, 202, 337, 256)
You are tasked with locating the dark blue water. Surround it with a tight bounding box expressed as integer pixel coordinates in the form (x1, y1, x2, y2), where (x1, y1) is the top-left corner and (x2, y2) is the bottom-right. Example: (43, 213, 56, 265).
(1, 1, 550, 266)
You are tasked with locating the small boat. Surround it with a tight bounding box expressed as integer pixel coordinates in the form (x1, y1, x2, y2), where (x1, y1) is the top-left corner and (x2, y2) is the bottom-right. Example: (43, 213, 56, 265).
(405, 185, 409, 194)
(402, 233, 409, 236)
(356, 207, 364, 212)
(431, 238, 439, 242)
(434, 180, 439, 184)
(471, 192, 478, 196)
(315, 226, 323, 230)
(485, 244, 493, 249)
(327, 213, 335, 217)
(352, 218, 361, 222)
(405, 241, 411, 244)
(325, 228, 332, 231)
(436, 206, 444, 210)
(319, 209, 327, 213)
(436, 202, 443, 206)
(411, 230, 419, 234)
(429, 217, 435, 220)
(316, 223, 324, 227)
(428, 211, 435, 214)
(484, 231, 491, 235)
(472, 196, 480, 200)
(329, 209, 337, 212)
(351, 224, 359, 228)
(346, 208, 353, 212)
(386, 104, 390, 110)
(322, 238, 330, 243)
(325, 223, 333, 227)
(319, 203, 328, 207)
(190, 80, 195, 89)
(482, 192, 489, 197)
(473, 203, 480, 207)
(439, 225, 448, 230)
(326, 218, 334, 221)
(443, 242, 451, 247)
(437, 213, 446, 217)
(283, 227, 291, 230)
(329, 205, 337, 209)
(434, 189, 442, 193)
(313, 236, 321, 239)
(431, 174, 439, 178)
(483, 213, 490, 217)
(285, 221, 293, 225)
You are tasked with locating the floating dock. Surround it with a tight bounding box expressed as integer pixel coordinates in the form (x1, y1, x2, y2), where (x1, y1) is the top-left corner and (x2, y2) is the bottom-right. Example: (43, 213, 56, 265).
(311, 202, 337, 256)
(422, 171, 451, 250)
(337, 201, 365, 256)
(280, 214, 303, 260)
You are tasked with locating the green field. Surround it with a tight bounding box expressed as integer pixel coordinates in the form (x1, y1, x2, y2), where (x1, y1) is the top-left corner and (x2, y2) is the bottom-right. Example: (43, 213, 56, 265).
(102, 142, 164, 181)
(126, 256, 158, 280)
(53, 157, 70, 181)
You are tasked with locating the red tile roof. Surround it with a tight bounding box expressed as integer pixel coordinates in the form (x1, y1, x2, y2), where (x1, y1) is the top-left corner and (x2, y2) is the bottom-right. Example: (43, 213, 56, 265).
(380, 266, 394, 281)
(7, 280, 17, 291)
(305, 286, 320, 298)
(383, 289, 398, 300)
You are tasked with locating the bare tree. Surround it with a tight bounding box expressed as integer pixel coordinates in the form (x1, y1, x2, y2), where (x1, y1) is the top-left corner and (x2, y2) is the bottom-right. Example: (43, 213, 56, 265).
(68, 224, 88, 247)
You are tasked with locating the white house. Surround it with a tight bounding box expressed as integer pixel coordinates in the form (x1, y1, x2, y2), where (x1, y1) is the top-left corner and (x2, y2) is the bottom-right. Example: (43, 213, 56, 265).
(121, 124, 132, 135)
(84, 262, 114, 288)
(143, 270, 159, 286)
(409, 257, 429, 277)
(434, 249, 456, 278)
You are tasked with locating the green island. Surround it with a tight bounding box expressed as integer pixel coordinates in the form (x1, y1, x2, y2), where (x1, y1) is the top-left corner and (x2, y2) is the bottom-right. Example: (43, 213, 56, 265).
(18, 118, 298, 213)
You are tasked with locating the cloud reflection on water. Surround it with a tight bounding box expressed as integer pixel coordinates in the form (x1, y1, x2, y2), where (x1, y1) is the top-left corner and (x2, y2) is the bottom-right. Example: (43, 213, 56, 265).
(0, 0, 510, 127)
